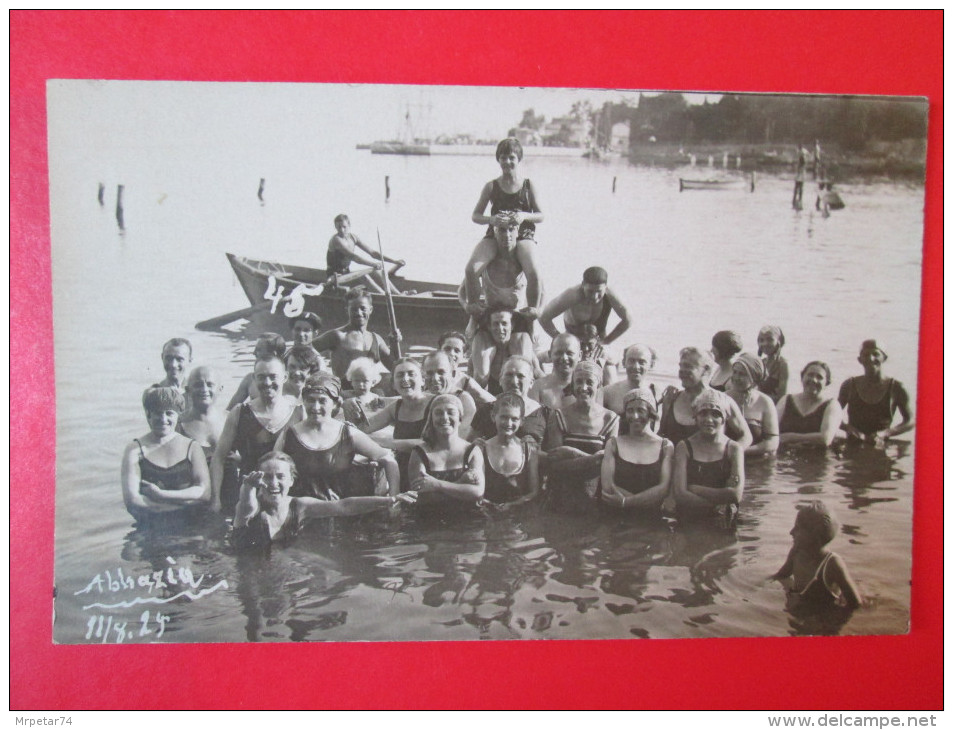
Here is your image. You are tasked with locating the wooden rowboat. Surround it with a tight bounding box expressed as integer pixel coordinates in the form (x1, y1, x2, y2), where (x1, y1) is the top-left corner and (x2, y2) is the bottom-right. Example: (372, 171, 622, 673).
(679, 177, 752, 192)
(219, 253, 466, 341)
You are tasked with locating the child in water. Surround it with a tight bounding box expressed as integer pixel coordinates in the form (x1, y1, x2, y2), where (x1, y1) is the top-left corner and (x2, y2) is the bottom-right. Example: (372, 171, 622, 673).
(231, 451, 413, 548)
(772, 501, 862, 610)
(340, 356, 394, 427)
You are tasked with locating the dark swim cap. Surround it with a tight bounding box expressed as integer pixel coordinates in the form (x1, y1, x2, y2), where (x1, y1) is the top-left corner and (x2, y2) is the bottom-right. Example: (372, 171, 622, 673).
(583, 266, 608, 285)
(795, 501, 838, 545)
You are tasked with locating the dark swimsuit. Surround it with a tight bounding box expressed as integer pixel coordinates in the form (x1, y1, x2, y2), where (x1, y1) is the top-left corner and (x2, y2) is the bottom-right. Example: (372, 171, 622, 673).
(470, 402, 551, 446)
(546, 409, 618, 512)
(613, 439, 669, 496)
(657, 391, 699, 445)
(479, 439, 536, 505)
(230, 403, 295, 513)
(760, 356, 788, 401)
(411, 443, 480, 517)
(565, 297, 612, 341)
(232, 498, 306, 549)
(779, 396, 830, 434)
(284, 424, 358, 500)
(685, 440, 732, 489)
(136, 439, 195, 491)
(792, 552, 840, 607)
(841, 377, 901, 437)
(393, 399, 431, 490)
(329, 331, 386, 389)
(485, 178, 537, 240)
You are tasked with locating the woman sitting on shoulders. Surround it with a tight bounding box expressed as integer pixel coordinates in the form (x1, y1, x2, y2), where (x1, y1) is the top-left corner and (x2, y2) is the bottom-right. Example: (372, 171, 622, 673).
(672, 389, 745, 516)
(232, 451, 412, 549)
(121, 387, 210, 521)
(709, 330, 743, 392)
(601, 387, 674, 513)
(543, 361, 620, 512)
(276, 373, 399, 499)
(211, 356, 300, 514)
(658, 346, 753, 449)
(476, 392, 541, 511)
(360, 357, 434, 489)
(777, 361, 842, 448)
(407, 394, 485, 514)
(725, 352, 779, 456)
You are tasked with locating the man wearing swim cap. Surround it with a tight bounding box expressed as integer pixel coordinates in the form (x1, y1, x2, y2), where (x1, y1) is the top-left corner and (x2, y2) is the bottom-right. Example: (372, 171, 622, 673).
(539, 266, 631, 346)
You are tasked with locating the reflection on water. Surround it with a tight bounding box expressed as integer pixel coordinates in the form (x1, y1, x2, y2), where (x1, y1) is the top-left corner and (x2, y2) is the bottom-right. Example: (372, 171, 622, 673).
(51, 130, 919, 643)
(55, 439, 913, 643)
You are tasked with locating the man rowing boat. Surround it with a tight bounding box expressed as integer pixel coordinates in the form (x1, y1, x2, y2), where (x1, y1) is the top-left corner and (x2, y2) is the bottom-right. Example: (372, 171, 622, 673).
(326, 213, 404, 294)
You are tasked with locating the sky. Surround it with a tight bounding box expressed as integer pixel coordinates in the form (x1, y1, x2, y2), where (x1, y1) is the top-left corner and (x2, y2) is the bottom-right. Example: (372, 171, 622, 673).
(49, 80, 721, 161)
(351, 84, 720, 141)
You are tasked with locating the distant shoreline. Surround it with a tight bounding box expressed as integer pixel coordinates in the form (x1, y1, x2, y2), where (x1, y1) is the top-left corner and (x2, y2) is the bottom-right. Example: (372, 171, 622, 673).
(627, 141, 927, 182)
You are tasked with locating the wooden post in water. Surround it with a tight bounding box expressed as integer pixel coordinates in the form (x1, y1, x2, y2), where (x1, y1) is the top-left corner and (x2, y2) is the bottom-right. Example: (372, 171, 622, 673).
(385, 175, 391, 202)
(257, 178, 265, 202)
(612, 176, 617, 194)
(115, 185, 125, 231)
(97, 183, 105, 206)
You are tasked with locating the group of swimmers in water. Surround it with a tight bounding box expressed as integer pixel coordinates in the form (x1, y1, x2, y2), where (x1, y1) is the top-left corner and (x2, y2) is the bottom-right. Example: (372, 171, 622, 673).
(122, 138, 914, 611)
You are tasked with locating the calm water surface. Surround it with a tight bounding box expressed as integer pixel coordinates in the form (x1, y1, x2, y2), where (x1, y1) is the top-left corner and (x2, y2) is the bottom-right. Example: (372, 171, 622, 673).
(50, 112, 922, 642)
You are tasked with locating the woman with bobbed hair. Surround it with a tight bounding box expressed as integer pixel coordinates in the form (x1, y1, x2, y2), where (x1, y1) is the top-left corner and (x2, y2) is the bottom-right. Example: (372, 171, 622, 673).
(777, 361, 843, 448)
(709, 330, 743, 392)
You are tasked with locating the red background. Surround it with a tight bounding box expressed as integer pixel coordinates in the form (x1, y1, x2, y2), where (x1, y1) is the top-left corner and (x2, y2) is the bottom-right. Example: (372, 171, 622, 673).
(11, 11, 943, 709)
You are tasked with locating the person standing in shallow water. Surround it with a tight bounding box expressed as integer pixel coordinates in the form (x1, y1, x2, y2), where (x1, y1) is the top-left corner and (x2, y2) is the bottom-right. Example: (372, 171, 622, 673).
(837, 339, 914, 446)
(121, 387, 210, 520)
(601, 387, 674, 513)
(276, 373, 400, 499)
(725, 352, 779, 456)
(777, 361, 842, 448)
(772, 501, 862, 610)
(657, 346, 753, 449)
(211, 356, 299, 514)
(671, 389, 745, 516)
(542, 360, 619, 513)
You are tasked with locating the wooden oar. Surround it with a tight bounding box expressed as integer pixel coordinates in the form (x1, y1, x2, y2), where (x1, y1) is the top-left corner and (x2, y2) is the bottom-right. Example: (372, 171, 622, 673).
(376, 228, 402, 358)
(195, 298, 281, 330)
